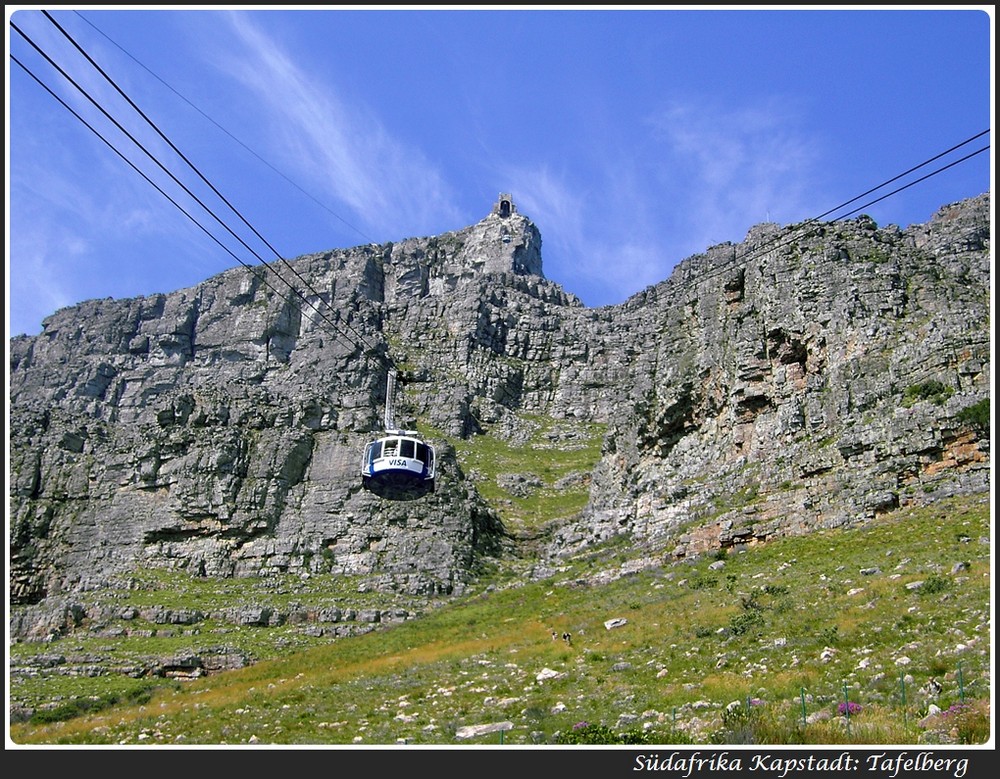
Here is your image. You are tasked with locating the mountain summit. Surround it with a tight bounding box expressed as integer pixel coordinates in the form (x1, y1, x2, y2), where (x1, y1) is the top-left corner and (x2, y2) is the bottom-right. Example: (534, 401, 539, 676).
(8, 193, 991, 642)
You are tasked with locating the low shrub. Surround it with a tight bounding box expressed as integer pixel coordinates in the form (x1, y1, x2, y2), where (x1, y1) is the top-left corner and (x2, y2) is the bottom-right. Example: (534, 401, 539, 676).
(554, 722, 661, 745)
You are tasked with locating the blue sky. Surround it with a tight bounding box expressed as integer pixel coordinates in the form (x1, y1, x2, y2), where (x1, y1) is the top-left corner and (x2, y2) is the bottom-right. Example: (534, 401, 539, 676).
(6, 6, 993, 338)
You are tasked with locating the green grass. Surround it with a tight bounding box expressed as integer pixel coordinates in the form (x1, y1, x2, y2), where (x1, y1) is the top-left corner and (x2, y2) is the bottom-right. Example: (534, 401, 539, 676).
(901, 380, 955, 408)
(8, 492, 990, 746)
(448, 413, 606, 533)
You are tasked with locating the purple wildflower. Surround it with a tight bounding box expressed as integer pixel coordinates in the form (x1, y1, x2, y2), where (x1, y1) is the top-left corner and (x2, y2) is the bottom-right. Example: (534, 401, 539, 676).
(838, 701, 863, 716)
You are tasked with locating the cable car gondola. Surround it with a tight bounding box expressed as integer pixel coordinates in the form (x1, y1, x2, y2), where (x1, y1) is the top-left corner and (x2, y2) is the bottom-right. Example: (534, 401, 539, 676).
(361, 432, 436, 487)
(361, 369, 436, 489)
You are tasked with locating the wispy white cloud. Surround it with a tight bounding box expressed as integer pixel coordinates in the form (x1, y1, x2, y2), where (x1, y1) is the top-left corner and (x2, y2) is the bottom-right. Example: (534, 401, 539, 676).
(214, 12, 463, 242)
(8, 118, 227, 337)
(648, 98, 824, 252)
(483, 96, 825, 307)
(8, 129, 108, 333)
(8, 215, 90, 336)
(500, 164, 668, 306)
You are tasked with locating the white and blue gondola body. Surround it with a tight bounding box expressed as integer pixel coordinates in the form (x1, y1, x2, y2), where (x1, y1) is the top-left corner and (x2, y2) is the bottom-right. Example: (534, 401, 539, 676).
(361, 433, 436, 484)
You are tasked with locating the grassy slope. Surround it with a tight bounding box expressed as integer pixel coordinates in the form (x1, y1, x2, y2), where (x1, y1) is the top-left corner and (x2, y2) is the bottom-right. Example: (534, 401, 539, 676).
(9, 488, 991, 746)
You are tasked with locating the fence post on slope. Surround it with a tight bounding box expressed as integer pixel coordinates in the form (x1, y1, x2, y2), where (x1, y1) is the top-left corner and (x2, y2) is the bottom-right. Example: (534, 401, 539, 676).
(899, 672, 907, 727)
(842, 682, 852, 737)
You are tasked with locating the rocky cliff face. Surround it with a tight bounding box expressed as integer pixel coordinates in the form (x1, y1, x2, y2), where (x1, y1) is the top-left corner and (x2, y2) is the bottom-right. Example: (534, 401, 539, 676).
(552, 197, 991, 561)
(8, 193, 991, 636)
